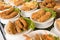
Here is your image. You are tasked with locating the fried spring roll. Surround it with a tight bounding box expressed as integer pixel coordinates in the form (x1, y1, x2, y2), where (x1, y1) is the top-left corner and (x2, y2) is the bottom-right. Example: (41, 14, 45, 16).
(1, 11, 18, 19)
(14, 0, 24, 6)
(15, 20, 22, 33)
(15, 20, 23, 29)
(19, 17, 28, 28)
(32, 10, 45, 20)
(38, 12, 51, 22)
(6, 22, 17, 34)
(5, 7, 14, 15)
(23, 34, 32, 40)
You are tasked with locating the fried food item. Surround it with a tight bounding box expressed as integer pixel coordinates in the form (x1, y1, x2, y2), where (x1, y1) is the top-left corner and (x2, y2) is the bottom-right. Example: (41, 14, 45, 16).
(10, 0, 25, 6)
(34, 34, 41, 40)
(41, 34, 54, 40)
(23, 34, 32, 40)
(15, 25, 22, 33)
(23, 27, 27, 31)
(5, 7, 14, 15)
(56, 20, 60, 31)
(15, 20, 23, 29)
(19, 17, 28, 28)
(22, 6, 30, 11)
(38, 12, 51, 22)
(44, 0, 52, 3)
(21, 1, 37, 11)
(6, 22, 17, 34)
(46, 3, 53, 8)
(1, 11, 18, 19)
(0, 1, 5, 6)
(39, 0, 56, 8)
(14, 0, 25, 6)
(32, 10, 45, 20)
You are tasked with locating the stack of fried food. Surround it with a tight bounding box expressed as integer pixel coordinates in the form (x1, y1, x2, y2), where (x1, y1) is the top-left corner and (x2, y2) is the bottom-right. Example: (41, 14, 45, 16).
(0, 7, 18, 19)
(32, 9, 51, 22)
(10, 0, 25, 6)
(0, 1, 12, 10)
(21, 1, 37, 11)
(6, 17, 28, 34)
(23, 34, 55, 40)
(39, 0, 56, 8)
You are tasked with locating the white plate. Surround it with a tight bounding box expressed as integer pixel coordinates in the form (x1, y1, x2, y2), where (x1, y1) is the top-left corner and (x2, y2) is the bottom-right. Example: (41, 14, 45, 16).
(54, 18, 60, 35)
(35, 21, 53, 28)
(30, 9, 54, 28)
(23, 30, 59, 40)
(21, 7, 38, 17)
(4, 22, 32, 40)
(50, 28, 60, 37)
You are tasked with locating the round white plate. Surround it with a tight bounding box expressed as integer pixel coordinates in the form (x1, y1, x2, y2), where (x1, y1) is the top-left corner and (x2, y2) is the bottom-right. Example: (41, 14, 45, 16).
(23, 30, 59, 40)
(50, 27, 60, 37)
(30, 9, 54, 28)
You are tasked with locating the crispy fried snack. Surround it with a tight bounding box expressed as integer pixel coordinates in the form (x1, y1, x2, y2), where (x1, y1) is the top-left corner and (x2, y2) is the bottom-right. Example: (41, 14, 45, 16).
(6, 22, 17, 34)
(15, 20, 23, 29)
(13, 0, 25, 6)
(5, 7, 14, 15)
(44, 0, 52, 3)
(46, 3, 53, 8)
(32, 10, 45, 20)
(1, 11, 18, 19)
(34, 34, 41, 40)
(23, 34, 32, 40)
(38, 12, 51, 22)
(19, 17, 28, 28)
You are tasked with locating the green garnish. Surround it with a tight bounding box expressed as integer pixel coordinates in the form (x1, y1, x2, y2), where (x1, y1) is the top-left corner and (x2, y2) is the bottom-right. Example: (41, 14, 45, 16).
(43, 8, 56, 18)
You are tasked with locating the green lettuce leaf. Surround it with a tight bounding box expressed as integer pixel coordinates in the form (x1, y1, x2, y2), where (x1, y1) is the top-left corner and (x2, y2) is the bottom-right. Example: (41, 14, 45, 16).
(14, 7, 21, 14)
(43, 8, 56, 18)
(23, 17, 35, 30)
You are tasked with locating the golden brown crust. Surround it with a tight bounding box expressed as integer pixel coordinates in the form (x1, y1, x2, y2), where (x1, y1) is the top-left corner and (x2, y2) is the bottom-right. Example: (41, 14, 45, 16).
(6, 22, 17, 34)
(15, 20, 23, 29)
(19, 17, 28, 28)
(1, 11, 18, 19)
(32, 10, 45, 20)
(38, 12, 51, 22)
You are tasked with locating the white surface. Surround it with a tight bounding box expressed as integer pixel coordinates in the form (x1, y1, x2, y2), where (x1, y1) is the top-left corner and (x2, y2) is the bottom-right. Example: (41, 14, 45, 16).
(0, 31, 4, 40)
(50, 28, 60, 37)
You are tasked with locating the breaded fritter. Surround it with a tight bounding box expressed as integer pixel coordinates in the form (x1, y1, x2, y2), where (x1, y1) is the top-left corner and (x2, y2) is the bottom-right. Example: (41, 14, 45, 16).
(38, 12, 51, 22)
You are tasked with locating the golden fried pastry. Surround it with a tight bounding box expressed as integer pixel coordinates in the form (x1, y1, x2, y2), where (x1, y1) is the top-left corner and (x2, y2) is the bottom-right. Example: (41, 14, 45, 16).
(43, 35, 54, 40)
(32, 10, 45, 20)
(34, 34, 41, 40)
(6, 22, 17, 34)
(44, 0, 52, 3)
(46, 3, 53, 8)
(1, 11, 18, 19)
(19, 17, 28, 28)
(0, 1, 5, 6)
(23, 34, 32, 40)
(14, 0, 25, 6)
(5, 7, 14, 15)
(38, 12, 51, 22)
(10, 0, 25, 6)
(15, 20, 23, 29)
(21, 6, 30, 11)
(39, 0, 56, 8)
(23, 27, 27, 31)
(21, 1, 37, 11)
